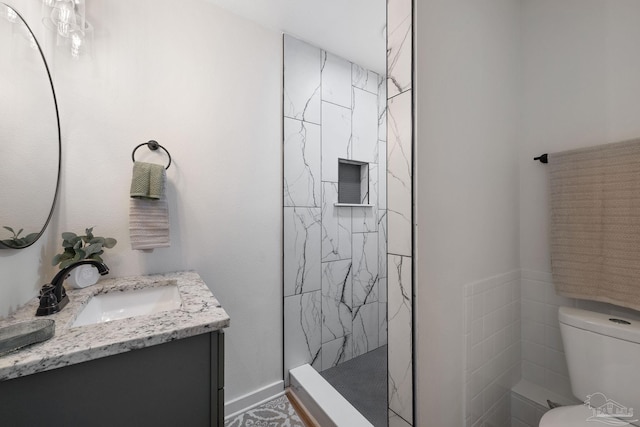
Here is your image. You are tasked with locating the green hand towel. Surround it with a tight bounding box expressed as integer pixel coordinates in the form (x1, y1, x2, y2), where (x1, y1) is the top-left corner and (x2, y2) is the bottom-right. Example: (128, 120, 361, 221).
(130, 161, 165, 200)
(148, 163, 164, 199)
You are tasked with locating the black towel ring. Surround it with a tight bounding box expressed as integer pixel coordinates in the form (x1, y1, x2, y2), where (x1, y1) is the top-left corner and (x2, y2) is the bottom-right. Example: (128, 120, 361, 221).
(131, 140, 172, 170)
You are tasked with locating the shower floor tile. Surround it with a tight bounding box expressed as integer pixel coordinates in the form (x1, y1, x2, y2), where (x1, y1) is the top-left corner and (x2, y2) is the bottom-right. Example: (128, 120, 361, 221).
(320, 345, 388, 427)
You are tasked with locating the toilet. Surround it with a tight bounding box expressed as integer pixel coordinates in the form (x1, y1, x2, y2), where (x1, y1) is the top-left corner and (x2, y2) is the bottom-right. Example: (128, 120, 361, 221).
(539, 307, 640, 426)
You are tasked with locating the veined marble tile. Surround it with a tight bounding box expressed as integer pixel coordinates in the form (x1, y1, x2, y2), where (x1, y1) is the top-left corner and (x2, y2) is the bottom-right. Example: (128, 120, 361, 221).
(378, 139, 388, 208)
(388, 255, 413, 424)
(352, 232, 379, 307)
(360, 163, 370, 204)
(352, 207, 377, 234)
(353, 163, 378, 233)
(379, 277, 388, 304)
(352, 63, 379, 94)
(284, 35, 321, 123)
(321, 51, 352, 108)
(378, 209, 388, 282)
(389, 410, 412, 427)
(284, 117, 321, 207)
(284, 292, 323, 374)
(387, 0, 412, 97)
(379, 301, 388, 347)
(284, 207, 322, 297)
(321, 335, 353, 371)
(387, 91, 412, 257)
(321, 260, 353, 344)
(321, 182, 351, 262)
(368, 163, 379, 208)
(352, 87, 379, 164)
(378, 75, 388, 143)
(353, 302, 379, 357)
(351, 163, 379, 233)
(321, 102, 352, 182)
(387, 0, 413, 422)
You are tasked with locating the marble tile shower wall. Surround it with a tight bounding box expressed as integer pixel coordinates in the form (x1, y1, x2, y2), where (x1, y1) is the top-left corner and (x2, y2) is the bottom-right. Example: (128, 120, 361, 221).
(387, 0, 413, 425)
(464, 271, 521, 427)
(283, 35, 387, 375)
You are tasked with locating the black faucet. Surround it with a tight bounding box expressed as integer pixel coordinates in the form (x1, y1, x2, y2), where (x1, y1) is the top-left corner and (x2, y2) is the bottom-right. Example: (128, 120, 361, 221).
(36, 260, 110, 316)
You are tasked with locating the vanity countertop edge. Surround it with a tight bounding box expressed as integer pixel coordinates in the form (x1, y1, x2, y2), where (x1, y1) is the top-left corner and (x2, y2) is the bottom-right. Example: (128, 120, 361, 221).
(0, 270, 230, 381)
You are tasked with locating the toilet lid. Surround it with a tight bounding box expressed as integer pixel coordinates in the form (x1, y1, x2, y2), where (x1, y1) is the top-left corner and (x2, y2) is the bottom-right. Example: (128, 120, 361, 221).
(539, 405, 594, 427)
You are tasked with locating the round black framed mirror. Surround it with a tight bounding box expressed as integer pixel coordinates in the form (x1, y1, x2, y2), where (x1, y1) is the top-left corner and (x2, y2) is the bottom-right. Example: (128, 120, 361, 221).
(0, 3, 61, 249)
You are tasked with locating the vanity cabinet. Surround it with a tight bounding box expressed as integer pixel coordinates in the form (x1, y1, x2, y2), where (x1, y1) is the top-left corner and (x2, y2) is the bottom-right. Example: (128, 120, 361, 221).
(0, 331, 225, 427)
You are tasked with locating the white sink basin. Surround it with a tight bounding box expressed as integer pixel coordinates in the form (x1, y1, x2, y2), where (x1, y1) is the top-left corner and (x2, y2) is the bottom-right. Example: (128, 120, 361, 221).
(72, 285, 182, 328)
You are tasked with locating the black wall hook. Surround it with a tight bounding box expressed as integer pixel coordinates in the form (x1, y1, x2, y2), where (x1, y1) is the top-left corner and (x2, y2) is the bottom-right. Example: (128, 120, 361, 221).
(131, 140, 172, 169)
(534, 153, 548, 164)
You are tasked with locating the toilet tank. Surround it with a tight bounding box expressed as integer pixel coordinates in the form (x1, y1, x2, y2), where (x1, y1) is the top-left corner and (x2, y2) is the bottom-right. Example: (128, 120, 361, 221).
(560, 307, 640, 413)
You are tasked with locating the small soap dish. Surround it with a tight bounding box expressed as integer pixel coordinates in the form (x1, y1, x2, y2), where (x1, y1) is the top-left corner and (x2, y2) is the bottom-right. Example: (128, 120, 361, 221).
(0, 319, 55, 357)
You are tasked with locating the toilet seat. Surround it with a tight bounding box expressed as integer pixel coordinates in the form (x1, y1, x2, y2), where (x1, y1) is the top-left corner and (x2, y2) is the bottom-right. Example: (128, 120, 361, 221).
(539, 404, 593, 426)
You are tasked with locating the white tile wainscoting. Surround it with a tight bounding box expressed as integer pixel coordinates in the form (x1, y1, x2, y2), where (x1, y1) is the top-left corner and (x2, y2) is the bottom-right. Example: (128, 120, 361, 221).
(509, 379, 579, 427)
(520, 269, 640, 402)
(520, 269, 574, 400)
(464, 271, 521, 427)
(510, 388, 549, 427)
(461, 268, 640, 427)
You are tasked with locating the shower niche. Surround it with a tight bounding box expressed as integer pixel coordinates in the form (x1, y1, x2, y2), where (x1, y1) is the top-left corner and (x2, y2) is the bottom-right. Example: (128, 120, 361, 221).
(337, 159, 373, 206)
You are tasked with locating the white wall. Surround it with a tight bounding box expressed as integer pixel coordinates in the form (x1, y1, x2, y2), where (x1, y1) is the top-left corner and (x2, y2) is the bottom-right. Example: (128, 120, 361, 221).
(0, 0, 283, 404)
(519, 0, 640, 399)
(521, 0, 640, 273)
(205, 0, 387, 74)
(414, 0, 522, 425)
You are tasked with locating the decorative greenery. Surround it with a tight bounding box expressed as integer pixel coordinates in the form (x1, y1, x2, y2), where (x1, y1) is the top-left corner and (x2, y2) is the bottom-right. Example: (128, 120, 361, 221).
(52, 227, 117, 270)
(1, 226, 38, 248)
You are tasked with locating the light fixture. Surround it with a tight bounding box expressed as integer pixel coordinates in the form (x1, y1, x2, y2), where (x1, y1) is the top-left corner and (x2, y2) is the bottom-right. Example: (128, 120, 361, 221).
(4, 4, 17, 23)
(70, 22, 93, 59)
(1, 4, 38, 50)
(42, 0, 92, 59)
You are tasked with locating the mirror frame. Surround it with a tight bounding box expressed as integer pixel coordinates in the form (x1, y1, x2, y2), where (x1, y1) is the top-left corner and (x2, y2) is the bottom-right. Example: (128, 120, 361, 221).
(0, 3, 61, 250)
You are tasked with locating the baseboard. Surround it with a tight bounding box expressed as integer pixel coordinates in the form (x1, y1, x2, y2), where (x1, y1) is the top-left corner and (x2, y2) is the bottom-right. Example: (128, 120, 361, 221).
(512, 379, 578, 408)
(224, 380, 285, 419)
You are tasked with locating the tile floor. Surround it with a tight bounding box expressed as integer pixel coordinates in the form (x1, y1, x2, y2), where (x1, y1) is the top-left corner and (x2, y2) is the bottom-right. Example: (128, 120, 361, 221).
(225, 394, 305, 427)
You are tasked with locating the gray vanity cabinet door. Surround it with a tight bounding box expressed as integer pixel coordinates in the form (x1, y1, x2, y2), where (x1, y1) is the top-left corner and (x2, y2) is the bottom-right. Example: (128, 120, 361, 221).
(0, 331, 223, 427)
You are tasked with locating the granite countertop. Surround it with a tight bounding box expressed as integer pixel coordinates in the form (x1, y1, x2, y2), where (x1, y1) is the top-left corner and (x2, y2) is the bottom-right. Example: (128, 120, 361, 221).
(0, 271, 230, 381)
